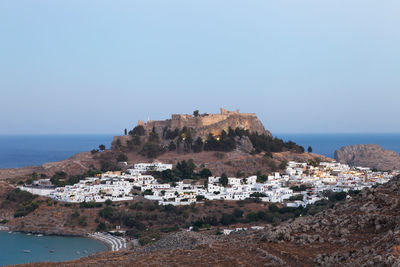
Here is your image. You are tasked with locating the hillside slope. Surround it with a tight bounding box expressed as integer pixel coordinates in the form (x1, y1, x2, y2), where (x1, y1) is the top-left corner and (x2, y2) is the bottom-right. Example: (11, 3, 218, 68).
(19, 175, 400, 267)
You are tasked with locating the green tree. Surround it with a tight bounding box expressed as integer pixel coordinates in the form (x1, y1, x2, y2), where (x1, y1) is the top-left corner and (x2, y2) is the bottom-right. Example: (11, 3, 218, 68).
(97, 222, 106, 231)
(176, 159, 196, 179)
(168, 141, 177, 151)
(124, 128, 127, 135)
(141, 143, 163, 158)
(193, 110, 200, 117)
(148, 127, 160, 143)
(199, 168, 212, 178)
(192, 137, 203, 153)
(99, 144, 106, 151)
(220, 173, 228, 187)
(233, 208, 243, 218)
(308, 146, 313, 153)
(117, 154, 128, 162)
(130, 125, 146, 136)
(279, 160, 288, 170)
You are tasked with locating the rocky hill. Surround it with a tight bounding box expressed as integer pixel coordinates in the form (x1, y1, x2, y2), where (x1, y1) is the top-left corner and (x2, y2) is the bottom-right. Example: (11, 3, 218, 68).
(0, 151, 100, 181)
(335, 144, 400, 171)
(112, 108, 270, 149)
(19, 175, 400, 267)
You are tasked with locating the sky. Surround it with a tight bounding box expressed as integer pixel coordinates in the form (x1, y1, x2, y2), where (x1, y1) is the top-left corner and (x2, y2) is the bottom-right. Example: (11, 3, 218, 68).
(1, 0, 400, 134)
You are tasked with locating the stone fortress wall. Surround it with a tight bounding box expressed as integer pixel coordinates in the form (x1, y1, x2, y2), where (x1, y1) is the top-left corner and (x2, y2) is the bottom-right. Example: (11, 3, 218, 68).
(141, 108, 268, 139)
(112, 108, 269, 148)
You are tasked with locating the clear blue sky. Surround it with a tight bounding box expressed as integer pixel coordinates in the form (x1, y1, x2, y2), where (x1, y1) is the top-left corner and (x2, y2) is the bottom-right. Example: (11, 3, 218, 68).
(1, 1, 399, 134)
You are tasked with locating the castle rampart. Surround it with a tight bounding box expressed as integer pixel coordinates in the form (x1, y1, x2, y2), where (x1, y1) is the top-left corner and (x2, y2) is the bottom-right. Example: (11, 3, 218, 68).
(136, 108, 269, 139)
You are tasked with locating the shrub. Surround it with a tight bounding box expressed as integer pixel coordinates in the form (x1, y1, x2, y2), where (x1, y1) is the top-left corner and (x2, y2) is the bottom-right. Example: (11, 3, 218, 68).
(220, 213, 236, 225)
(233, 208, 243, 218)
(116, 154, 128, 162)
(250, 192, 266, 198)
(13, 201, 39, 218)
(99, 206, 114, 220)
(78, 216, 88, 226)
(6, 188, 35, 203)
(160, 226, 179, 233)
(289, 195, 304, 201)
(80, 202, 102, 208)
(96, 222, 106, 231)
(268, 204, 279, 212)
(246, 212, 258, 221)
(196, 195, 205, 201)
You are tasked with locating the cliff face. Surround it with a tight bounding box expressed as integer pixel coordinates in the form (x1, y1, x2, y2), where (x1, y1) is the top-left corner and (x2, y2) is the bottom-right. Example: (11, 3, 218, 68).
(112, 108, 270, 149)
(142, 108, 270, 138)
(334, 144, 400, 171)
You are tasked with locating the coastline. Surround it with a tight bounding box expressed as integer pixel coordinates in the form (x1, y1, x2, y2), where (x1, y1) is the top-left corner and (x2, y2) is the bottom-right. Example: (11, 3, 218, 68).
(0, 230, 110, 266)
(88, 232, 127, 251)
(0, 225, 10, 231)
(0, 227, 127, 252)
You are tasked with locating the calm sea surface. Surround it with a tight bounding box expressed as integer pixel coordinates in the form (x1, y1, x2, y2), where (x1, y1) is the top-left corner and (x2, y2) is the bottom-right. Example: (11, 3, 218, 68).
(0, 133, 399, 265)
(278, 133, 400, 158)
(0, 133, 400, 168)
(0, 134, 115, 169)
(0, 134, 400, 169)
(0, 231, 107, 266)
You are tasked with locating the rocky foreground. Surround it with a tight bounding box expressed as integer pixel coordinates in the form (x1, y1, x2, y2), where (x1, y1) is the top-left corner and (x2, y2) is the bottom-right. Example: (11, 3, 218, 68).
(17, 175, 400, 267)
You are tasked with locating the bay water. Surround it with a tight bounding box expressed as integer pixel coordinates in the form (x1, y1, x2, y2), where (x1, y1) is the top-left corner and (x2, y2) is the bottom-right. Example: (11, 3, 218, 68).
(0, 231, 107, 266)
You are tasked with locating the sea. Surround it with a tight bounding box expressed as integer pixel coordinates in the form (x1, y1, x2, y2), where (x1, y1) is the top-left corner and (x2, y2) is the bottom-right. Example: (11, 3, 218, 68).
(0, 231, 107, 266)
(277, 133, 400, 158)
(0, 134, 115, 169)
(0, 134, 400, 169)
(0, 133, 399, 265)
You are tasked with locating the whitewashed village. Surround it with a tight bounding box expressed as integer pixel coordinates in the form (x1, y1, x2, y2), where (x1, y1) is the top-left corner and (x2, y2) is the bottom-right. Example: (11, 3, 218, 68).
(19, 161, 398, 209)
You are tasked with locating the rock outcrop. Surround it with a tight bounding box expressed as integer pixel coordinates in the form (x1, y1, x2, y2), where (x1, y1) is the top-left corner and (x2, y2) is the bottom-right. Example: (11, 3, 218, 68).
(21, 175, 400, 266)
(334, 144, 400, 171)
(112, 108, 270, 149)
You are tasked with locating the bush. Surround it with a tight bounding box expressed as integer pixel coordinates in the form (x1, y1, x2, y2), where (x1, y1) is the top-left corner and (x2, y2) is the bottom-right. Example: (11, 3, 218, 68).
(99, 206, 114, 220)
(13, 201, 39, 218)
(289, 195, 304, 201)
(246, 212, 258, 221)
(220, 213, 236, 225)
(199, 168, 212, 178)
(96, 222, 106, 231)
(100, 160, 119, 172)
(233, 208, 243, 218)
(141, 143, 165, 158)
(139, 232, 161, 246)
(250, 192, 266, 198)
(268, 204, 279, 212)
(116, 154, 128, 162)
(196, 195, 205, 201)
(80, 202, 102, 208)
(204, 131, 236, 152)
(142, 189, 153, 196)
(71, 211, 80, 218)
(6, 188, 35, 203)
(290, 185, 309, 192)
(130, 125, 146, 136)
(328, 191, 347, 202)
(78, 216, 88, 226)
(160, 226, 179, 233)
